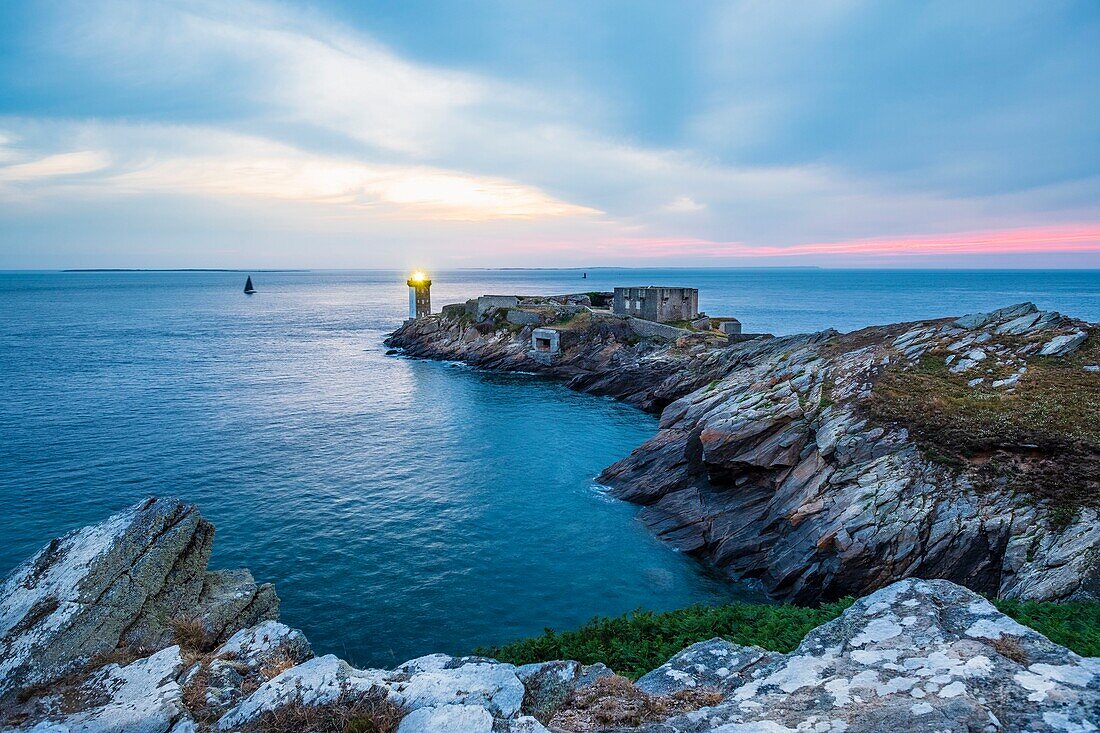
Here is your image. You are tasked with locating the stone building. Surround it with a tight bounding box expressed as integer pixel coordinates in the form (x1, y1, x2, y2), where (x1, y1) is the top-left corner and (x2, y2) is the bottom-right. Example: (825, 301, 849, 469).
(613, 287, 699, 323)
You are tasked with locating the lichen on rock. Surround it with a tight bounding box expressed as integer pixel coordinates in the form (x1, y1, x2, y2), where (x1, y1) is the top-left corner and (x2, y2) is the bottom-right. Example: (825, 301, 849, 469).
(2, 502, 1097, 732)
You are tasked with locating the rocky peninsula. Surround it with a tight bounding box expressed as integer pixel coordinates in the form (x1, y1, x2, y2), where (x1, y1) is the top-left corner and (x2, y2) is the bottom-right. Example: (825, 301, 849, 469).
(2, 498, 1097, 732)
(386, 298, 1099, 605)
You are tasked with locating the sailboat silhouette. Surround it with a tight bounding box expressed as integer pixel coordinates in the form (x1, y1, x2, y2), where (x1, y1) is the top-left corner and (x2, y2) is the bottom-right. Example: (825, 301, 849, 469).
(243, 276, 256, 294)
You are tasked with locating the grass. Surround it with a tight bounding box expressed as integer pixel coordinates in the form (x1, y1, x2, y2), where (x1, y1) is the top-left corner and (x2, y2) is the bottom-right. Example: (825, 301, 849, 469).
(477, 597, 1100, 679)
(477, 599, 854, 680)
(169, 615, 210, 654)
(548, 311, 589, 330)
(866, 329, 1099, 510)
(992, 598, 1100, 657)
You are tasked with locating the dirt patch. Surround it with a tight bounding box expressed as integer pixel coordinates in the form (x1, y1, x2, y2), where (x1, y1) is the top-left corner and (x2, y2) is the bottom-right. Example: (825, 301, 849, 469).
(548, 675, 724, 732)
(989, 635, 1030, 665)
(240, 686, 405, 733)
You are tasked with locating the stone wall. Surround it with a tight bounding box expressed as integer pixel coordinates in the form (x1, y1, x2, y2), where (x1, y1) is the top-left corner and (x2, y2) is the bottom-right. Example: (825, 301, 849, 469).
(507, 309, 543, 326)
(477, 295, 520, 315)
(627, 318, 693, 341)
(442, 303, 468, 318)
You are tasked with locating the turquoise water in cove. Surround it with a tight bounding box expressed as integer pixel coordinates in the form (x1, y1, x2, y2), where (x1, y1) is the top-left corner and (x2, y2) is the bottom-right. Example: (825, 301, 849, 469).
(1, 268, 1097, 667)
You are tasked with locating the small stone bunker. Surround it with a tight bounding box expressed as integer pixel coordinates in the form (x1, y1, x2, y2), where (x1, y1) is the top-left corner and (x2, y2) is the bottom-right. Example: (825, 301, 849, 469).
(714, 317, 742, 335)
(477, 295, 521, 315)
(530, 327, 561, 364)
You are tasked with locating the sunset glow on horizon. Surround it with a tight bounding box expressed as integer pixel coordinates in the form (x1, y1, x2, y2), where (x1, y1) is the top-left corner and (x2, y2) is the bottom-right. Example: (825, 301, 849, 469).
(530, 224, 1100, 261)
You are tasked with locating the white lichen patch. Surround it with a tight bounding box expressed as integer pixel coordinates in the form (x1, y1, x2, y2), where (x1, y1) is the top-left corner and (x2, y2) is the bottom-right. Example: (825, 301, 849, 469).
(824, 670, 879, 707)
(850, 649, 899, 665)
(849, 617, 903, 647)
(964, 616, 1033, 641)
(735, 654, 834, 699)
(1014, 662, 1096, 702)
(1041, 711, 1099, 733)
(937, 680, 966, 698)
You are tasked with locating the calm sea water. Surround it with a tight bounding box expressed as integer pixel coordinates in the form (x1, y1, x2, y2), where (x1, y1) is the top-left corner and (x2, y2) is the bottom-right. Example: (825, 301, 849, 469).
(1, 268, 1097, 667)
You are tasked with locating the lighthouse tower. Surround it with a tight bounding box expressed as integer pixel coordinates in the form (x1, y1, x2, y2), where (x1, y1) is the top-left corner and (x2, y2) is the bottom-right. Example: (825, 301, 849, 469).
(407, 272, 432, 320)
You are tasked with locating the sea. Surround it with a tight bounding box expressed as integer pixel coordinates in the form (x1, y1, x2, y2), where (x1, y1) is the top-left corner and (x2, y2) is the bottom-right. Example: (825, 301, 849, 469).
(1, 268, 1097, 667)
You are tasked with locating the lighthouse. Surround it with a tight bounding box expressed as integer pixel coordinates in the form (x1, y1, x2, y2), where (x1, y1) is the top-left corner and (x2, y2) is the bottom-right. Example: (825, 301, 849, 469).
(407, 272, 432, 320)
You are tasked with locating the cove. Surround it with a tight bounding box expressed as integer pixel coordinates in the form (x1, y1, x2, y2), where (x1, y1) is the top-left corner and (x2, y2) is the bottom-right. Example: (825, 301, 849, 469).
(0, 271, 745, 669)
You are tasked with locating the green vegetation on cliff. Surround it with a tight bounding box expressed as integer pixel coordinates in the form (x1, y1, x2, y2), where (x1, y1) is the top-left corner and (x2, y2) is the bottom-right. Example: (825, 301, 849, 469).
(867, 328, 1099, 510)
(478, 598, 1100, 679)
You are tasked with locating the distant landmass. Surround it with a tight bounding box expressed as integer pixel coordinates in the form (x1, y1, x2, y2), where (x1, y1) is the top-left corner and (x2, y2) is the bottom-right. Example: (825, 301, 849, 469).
(61, 268, 309, 272)
(464, 266, 823, 271)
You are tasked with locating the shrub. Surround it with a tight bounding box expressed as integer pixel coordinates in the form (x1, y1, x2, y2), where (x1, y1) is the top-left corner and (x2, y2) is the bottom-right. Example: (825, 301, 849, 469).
(993, 598, 1100, 657)
(547, 674, 723, 730)
(479, 596, 1100, 679)
(476, 599, 854, 680)
(866, 329, 1100, 509)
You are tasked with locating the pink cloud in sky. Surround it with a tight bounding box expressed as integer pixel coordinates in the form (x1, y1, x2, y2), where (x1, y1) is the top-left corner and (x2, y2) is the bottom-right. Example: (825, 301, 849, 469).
(533, 223, 1100, 260)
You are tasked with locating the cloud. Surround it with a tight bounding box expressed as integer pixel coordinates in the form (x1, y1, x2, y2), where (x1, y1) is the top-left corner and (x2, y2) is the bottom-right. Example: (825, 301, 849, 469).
(661, 195, 706, 213)
(0, 0, 1097, 267)
(0, 150, 110, 182)
(0, 123, 599, 222)
(691, 1, 1100, 197)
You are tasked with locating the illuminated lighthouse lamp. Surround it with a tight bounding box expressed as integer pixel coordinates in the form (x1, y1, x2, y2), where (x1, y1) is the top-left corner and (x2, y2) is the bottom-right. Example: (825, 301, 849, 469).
(406, 272, 432, 320)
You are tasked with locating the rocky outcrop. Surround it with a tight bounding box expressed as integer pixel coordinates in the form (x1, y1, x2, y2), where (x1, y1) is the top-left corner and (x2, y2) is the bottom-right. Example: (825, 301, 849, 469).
(634, 578, 1099, 732)
(634, 639, 778, 696)
(386, 309, 733, 412)
(389, 302, 1099, 605)
(3, 503, 1097, 731)
(0, 498, 277, 705)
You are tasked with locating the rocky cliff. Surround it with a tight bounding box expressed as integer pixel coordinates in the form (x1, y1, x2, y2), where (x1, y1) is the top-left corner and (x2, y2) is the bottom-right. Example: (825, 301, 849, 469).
(0, 498, 277, 705)
(387, 302, 1099, 604)
(2, 500, 1096, 732)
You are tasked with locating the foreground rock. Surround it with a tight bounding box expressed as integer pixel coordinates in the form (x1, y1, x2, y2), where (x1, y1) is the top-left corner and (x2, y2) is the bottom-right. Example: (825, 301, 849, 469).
(634, 579, 1099, 732)
(0, 498, 277, 703)
(2, 503, 1097, 731)
(390, 302, 1099, 604)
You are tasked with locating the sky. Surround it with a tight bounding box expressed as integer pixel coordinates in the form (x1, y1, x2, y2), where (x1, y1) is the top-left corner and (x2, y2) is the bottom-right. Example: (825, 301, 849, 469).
(0, 0, 1098, 269)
